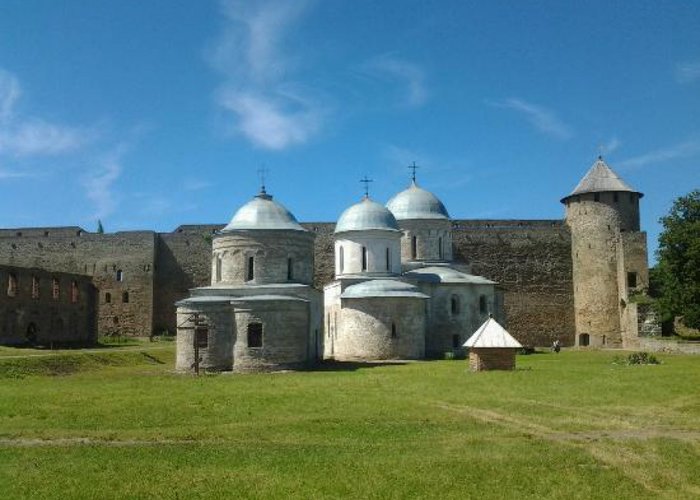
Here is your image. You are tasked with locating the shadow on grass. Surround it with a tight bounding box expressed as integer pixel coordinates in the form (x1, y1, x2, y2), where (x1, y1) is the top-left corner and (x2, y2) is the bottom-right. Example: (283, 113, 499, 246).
(311, 360, 409, 372)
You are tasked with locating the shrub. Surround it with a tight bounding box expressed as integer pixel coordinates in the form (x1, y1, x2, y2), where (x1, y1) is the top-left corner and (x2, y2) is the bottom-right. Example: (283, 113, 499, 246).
(613, 352, 660, 366)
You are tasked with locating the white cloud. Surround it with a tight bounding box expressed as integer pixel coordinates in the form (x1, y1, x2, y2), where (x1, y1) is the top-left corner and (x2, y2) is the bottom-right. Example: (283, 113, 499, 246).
(361, 54, 428, 107)
(208, 0, 325, 150)
(489, 98, 573, 140)
(0, 167, 32, 180)
(618, 136, 700, 169)
(600, 137, 620, 155)
(675, 61, 700, 84)
(82, 148, 124, 219)
(0, 68, 90, 156)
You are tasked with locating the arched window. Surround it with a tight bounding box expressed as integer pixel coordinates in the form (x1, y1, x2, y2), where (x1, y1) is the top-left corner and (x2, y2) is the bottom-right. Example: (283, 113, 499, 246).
(411, 236, 417, 259)
(215, 255, 222, 282)
(7, 273, 17, 297)
(479, 295, 487, 314)
(122, 291, 129, 303)
(52, 278, 60, 300)
(438, 237, 443, 260)
(451, 295, 460, 315)
(339, 246, 344, 273)
(247, 322, 263, 348)
(361, 246, 368, 271)
(70, 281, 79, 303)
(31, 276, 40, 299)
(386, 247, 390, 271)
(391, 322, 397, 338)
(247, 256, 255, 281)
(287, 257, 293, 280)
(105, 292, 111, 303)
(116, 269, 124, 282)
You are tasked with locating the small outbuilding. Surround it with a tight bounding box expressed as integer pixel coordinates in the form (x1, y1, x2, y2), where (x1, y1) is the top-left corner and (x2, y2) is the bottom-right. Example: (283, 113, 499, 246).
(463, 317, 522, 371)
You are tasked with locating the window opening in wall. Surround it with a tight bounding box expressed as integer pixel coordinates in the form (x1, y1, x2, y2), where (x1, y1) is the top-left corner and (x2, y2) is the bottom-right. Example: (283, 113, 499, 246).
(32, 276, 39, 299)
(391, 322, 397, 338)
(113, 316, 119, 325)
(579, 333, 590, 346)
(386, 248, 390, 271)
(105, 292, 111, 303)
(361, 246, 368, 271)
(71, 281, 79, 303)
(629, 193, 634, 203)
(287, 257, 293, 280)
(215, 255, 222, 282)
(627, 272, 637, 288)
(452, 334, 461, 349)
(116, 269, 124, 282)
(613, 193, 618, 203)
(26, 323, 38, 344)
(247, 322, 263, 348)
(602, 335, 606, 346)
(195, 326, 208, 348)
(122, 291, 129, 303)
(479, 295, 487, 314)
(451, 295, 460, 315)
(339, 246, 344, 273)
(7, 273, 17, 297)
(438, 237, 443, 260)
(411, 236, 417, 259)
(247, 256, 255, 281)
(52, 278, 60, 300)
(594, 193, 600, 202)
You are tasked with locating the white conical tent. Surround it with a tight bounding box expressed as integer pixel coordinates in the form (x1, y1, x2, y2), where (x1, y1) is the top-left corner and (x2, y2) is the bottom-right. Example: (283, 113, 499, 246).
(463, 317, 522, 349)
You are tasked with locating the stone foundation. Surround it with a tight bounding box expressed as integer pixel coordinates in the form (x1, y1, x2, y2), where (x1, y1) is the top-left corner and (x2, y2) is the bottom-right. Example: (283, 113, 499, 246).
(468, 348, 517, 371)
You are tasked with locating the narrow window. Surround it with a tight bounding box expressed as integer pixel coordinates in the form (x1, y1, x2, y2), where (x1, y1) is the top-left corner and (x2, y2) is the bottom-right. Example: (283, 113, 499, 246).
(122, 291, 129, 303)
(451, 295, 460, 315)
(627, 272, 637, 288)
(116, 269, 124, 282)
(602, 335, 607, 346)
(195, 326, 208, 348)
(386, 247, 390, 271)
(105, 292, 111, 303)
(247, 322, 263, 348)
(7, 273, 17, 297)
(391, 322, 397, 338)
(361, 246, 368, 271)
(215, 255, 222, 282)
(31, 276, 40, 299)
(452, 334, 461, 349)
(411, 236, 417, 259)
(52, 278, 60, 300)
(613, 192, 618, 203)
(479, 295, 487, 314)
(339, 246, 344, 273)
(629, 193, 634, 203)
(594, 193, 600, 202)
(247, 256, 255, 281)
(71, 281, 79, 303)
(438, 237, 443, 260)
(287, 257, 293, 280)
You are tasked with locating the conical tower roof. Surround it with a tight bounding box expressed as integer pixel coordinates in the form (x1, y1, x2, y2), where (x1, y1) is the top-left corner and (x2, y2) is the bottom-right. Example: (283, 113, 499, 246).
(463, 317, 522, 349)
(561, 157, 643, 203)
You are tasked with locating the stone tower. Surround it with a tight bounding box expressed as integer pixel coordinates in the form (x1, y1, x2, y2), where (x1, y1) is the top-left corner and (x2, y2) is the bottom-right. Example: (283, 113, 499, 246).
(561, 157, 648, 348)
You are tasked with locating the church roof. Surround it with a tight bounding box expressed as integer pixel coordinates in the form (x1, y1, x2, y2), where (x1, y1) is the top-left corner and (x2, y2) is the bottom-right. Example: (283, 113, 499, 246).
(561, 157, 642, 203)
(335, 197, 401, 234)
(463, 317, 522, 349)
(221, 190, 307, 232)
(403, 266, 497, 284)
(386, 181, 450, 221)
(341, 279, 429, 299)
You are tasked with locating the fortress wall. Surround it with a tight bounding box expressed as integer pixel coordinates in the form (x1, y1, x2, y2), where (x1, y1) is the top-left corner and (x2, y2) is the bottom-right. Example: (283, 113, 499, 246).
(0, 228, 156, 337)
(302, 223, 336, 289)
(153, 225, 221, 334)
(451, 220, 575, 346)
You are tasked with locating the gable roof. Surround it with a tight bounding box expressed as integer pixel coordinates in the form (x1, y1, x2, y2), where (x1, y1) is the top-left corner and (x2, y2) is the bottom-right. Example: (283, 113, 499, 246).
(561, 157, 642, 203)
(463, 317, 522, 349)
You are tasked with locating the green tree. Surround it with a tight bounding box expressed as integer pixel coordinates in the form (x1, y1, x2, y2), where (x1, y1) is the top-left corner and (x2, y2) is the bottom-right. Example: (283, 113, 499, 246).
(96, 219, 104, 234)
(652, 190, 700, 329)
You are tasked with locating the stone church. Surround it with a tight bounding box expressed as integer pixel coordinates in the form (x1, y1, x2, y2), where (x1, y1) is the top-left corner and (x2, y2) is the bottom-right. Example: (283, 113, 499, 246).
(0, 157, 655, 358)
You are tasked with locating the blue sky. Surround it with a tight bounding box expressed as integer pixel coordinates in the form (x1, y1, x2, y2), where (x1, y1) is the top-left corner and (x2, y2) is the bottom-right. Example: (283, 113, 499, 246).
(0, 1, 698, 262)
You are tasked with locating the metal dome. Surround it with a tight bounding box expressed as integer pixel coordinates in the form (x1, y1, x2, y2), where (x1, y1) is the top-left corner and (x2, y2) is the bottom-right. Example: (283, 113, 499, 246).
(221, 191, 306, 232)
(386, 181, 450, 220)
(335, 197, 400, 234)
(340, 279, 429, 299)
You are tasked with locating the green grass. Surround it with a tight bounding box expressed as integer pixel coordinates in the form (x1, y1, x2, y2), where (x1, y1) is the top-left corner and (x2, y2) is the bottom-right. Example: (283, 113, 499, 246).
(0, 348, 698, 499)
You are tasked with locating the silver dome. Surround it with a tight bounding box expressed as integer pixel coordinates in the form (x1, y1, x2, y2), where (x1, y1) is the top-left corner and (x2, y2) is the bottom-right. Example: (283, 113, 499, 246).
(386, 181, 450, 220)
(335, 197, 400, 234)
(222, 191, 306, 232)
(340, 279, 429, 299)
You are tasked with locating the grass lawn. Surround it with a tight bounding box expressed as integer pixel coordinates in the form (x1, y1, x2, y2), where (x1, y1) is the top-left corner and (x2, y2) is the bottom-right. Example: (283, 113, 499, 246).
(0, 347, 698, 499)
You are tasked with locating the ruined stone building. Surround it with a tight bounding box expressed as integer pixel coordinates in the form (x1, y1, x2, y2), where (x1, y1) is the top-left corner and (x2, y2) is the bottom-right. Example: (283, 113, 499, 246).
(0, 157, 653, 351)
